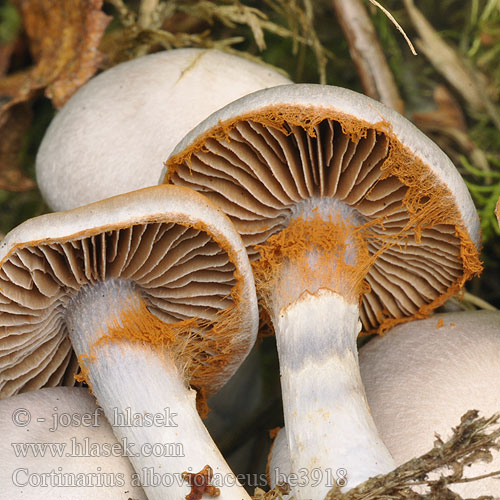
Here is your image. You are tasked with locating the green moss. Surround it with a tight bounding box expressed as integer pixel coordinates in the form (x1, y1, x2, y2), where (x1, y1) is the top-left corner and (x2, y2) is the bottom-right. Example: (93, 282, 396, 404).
(0, 1, 20, 44)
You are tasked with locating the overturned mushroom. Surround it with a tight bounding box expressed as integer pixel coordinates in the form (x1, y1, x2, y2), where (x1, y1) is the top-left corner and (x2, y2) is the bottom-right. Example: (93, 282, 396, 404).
(1, 386, 147, 499)
(164, 84, 482, 497)
(0, 185, 258, 500)
(36, 48, 291, 211)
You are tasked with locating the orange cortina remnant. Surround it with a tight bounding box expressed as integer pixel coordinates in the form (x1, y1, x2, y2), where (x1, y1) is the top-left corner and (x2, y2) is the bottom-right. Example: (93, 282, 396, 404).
(269, 426, 281, 440)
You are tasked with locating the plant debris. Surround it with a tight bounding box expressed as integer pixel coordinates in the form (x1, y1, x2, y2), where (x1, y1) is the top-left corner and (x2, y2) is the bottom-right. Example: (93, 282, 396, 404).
(403, 0, 500, 132)
(332, 0, 404, 112)
(102, 0, 332, 81)
(0, 0, 110, 110)
(0, 0, 110, 192)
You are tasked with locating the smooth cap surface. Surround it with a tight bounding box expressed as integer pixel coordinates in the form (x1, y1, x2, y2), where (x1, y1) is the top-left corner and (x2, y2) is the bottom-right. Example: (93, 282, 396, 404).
(360, 310, 500, 497)
(36, 48, 291, 211)
(0, 386, 147, 499)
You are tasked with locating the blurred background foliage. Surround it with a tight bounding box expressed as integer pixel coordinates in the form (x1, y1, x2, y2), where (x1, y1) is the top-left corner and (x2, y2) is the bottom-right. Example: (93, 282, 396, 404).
(1, 0, 500, 482)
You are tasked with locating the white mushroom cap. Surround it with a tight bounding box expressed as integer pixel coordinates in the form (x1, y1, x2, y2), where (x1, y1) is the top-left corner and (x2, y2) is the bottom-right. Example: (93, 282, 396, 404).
(164, 83, 482, 331)
(36, 48, 291, 211)
(0, 386, 146, 499)
(0, 184, 258, 397)
(268, 311, 500, 496)
(360, 310, 500, 497)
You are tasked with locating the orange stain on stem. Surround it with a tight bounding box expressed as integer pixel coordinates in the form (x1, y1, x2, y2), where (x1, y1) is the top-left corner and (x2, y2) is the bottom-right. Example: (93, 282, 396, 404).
(252, 213, 370, 314)
(73, 216, 251, 398)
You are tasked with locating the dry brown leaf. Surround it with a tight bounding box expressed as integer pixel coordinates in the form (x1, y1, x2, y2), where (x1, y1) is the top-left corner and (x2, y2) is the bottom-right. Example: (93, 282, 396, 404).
(9, 0, 111, 109)
(0, 104, 35, 191)
(0, 0, 110, 192)
(0, 69, 30, 100)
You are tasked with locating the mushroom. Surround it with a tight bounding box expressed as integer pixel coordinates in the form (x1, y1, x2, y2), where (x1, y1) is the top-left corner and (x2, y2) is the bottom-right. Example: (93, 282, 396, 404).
(36, 48, 291, 212)
(269, 310, 500, 497)
(0, 184, 258, 500)
(1, 386, 147, 499)
(359, 310, 500, 497)
(163, 84, 482, 497)
(267, 427, 291, 495)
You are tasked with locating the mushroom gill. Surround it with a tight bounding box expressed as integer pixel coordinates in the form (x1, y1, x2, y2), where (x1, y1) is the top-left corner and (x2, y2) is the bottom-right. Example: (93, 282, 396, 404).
(167, 113, 466, 331)
(0, 220, 236, 397)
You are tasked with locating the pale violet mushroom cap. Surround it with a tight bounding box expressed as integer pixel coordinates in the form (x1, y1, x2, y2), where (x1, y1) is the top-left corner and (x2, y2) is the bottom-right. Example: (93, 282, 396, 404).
(36, 48, 291, 211)
(0, 184, 258, 398)
(0, 386, 147, 499)
(359, 310, 500, 498)
(270, 311, 500, 497)
(164, 83, 481, 331)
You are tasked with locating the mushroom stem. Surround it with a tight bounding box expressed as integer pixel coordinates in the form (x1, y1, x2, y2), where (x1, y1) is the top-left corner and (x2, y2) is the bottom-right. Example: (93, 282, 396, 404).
(66, 279, 249, 500)
(275, 289, 395, 497)
(255, 200, 394, 495)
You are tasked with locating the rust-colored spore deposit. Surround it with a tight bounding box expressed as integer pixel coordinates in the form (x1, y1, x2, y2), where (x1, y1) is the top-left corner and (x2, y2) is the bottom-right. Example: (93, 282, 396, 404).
(252, 212, 370, 314)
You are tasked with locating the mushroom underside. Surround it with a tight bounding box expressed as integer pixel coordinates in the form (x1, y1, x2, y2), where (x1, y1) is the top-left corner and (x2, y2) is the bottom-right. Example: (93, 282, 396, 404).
(167, 112, 467, 330)
(0, 220, 237, 397)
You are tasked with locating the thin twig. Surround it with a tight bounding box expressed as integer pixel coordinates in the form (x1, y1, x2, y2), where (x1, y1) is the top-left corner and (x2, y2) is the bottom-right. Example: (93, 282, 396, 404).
(461, 291, 498, 311)
(138, 0, 160, 28)
(331, 0, 404, 113)
(106, 0, 136, 26)
(367, 0, 417, 55)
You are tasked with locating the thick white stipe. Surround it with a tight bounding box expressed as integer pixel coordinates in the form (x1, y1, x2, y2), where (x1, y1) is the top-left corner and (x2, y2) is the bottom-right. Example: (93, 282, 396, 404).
(275, 289, 395, 499)
(66, 279, 250, 500)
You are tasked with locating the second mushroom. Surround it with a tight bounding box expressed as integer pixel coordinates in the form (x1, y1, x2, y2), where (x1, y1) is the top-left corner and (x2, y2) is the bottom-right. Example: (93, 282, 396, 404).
(0, 185, 258, 500)
(164, 84, 482, 498)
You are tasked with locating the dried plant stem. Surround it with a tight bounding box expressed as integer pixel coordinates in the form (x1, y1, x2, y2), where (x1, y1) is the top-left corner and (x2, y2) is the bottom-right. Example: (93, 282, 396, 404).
(106, 0, 136, 26)
(259, 411, 500, 500)
(331, 0, 404, 113)
(367, 0, 417, 56)
(403, 0, 500, 132)
(138, 0, 160, 28)
(326, 410, 500, 499)
(461, 291, 498, 311)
